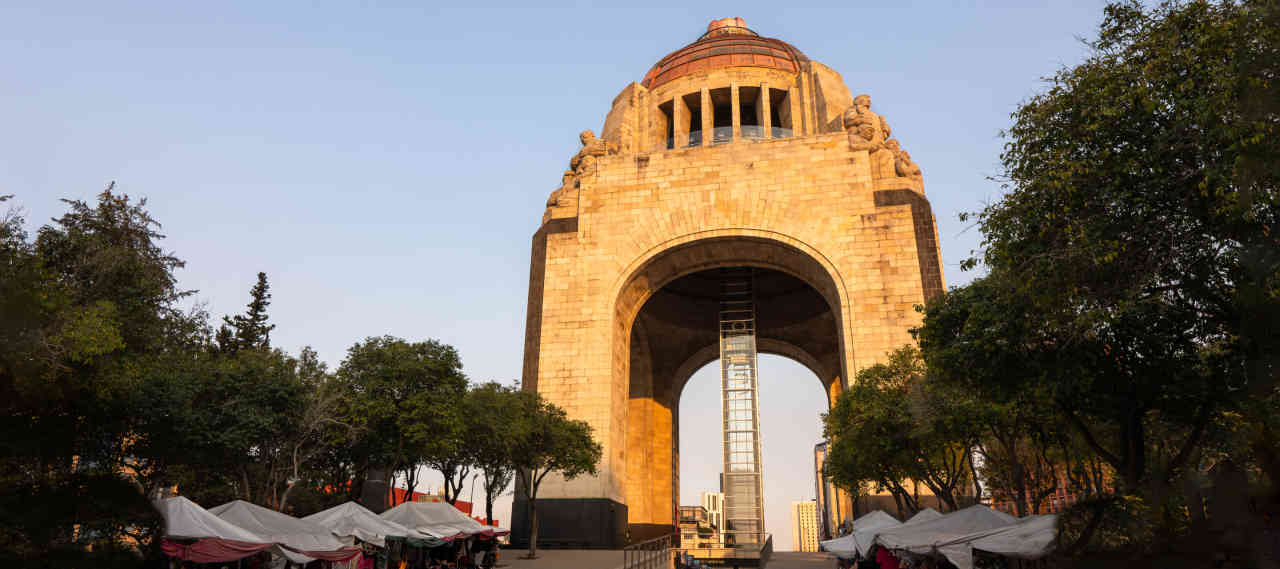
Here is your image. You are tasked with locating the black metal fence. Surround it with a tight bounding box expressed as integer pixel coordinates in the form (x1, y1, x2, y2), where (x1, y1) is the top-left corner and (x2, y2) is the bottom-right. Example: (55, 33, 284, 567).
(623, 532, 675, 569)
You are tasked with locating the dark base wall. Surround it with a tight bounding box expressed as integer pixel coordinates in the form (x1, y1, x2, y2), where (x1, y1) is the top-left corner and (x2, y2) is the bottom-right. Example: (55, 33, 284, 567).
(627, 522, 676, 544)
(509, 497, 628, 549)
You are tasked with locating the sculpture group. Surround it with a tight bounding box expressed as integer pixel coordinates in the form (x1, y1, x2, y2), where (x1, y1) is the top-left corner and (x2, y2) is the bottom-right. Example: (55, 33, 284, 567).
(547, 130, 620, 207)
(843, 94, 922, 180)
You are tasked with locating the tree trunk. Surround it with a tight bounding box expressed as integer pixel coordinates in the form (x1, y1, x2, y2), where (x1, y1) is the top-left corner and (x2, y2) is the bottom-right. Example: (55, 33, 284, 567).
(526, 492, 539, 559)
(484, 476, 496, 525)
(966, 448, 982, 503)
(361, 465, 390, 513)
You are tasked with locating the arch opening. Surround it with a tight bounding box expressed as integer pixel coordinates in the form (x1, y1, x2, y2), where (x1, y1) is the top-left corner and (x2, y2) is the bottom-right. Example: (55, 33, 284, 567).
(616, 236, 849, 543)
(678, 354, 830, 551)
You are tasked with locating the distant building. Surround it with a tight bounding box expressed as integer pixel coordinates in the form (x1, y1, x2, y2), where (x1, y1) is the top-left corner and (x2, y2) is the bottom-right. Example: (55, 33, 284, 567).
(814, 441, 845, 539)
(791, 501, 819, 552)
(678, 505, 721, 548)
(700, 492, 725, 545)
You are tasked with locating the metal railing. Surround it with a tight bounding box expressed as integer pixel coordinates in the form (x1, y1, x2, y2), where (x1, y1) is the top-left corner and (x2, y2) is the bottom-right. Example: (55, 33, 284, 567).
(658, 126, 795, 151)
(623, 532, 676, 569)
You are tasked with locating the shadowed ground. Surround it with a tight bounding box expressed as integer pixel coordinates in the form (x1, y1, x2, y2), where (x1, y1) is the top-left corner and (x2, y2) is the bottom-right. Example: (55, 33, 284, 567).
(494, 549, 836, 569)
(768, 552, 837, 568)
(498, 549, 625, 569)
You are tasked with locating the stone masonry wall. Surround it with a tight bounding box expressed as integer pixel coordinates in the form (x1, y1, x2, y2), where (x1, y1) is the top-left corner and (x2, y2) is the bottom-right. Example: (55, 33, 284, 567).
(524, 129, 941, 533)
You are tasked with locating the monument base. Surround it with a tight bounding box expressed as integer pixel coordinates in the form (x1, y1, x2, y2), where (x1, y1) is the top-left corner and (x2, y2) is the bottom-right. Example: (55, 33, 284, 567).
(509, 497, 627, 549)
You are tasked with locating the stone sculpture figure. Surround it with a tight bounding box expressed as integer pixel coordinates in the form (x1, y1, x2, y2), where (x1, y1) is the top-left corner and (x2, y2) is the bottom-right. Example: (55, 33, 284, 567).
(551, 130, 620, 208)
(569, 129, 620, 174)
(894, 149, 922, 180)
(842, 94, 891, 151)
(546, 170, 578, 207)
(882, 139, 922, 180)
(847, 124, 881, 153)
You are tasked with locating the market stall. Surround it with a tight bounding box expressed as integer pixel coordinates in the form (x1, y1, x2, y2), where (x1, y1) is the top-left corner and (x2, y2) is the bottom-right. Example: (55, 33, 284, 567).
(210, 499, 361, 564)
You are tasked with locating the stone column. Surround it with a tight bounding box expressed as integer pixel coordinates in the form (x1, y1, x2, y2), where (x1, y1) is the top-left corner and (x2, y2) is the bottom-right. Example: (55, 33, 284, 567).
(789, 86, 803, 137)
(731, 82, 741, 142)
(673, 96, 688, 149)
(761, 83, 773, 139)
(700, 88, 712, 146)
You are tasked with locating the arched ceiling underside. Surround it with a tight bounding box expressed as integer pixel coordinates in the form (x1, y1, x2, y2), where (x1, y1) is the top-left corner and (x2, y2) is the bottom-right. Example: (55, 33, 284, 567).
(629, 266, 841, 408)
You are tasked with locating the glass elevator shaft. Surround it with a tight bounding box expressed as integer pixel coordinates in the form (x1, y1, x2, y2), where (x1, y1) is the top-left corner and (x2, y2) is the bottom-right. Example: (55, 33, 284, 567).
(718, 268, 764, 545)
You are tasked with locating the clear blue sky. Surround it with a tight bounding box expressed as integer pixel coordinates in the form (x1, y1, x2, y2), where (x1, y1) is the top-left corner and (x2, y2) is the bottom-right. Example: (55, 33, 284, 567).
(2, 0, 1108, 550)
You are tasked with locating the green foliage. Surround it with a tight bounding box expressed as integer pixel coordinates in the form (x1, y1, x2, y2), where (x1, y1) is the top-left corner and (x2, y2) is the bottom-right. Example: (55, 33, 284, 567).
(218, 272, 276, 353)
(511, 391, 602, 557)
(0, 187, 595, 562)
(822, 346, 978, 514)
(466, 382, 527, 523)
(334, 336, 468, 503)
(918, 0, 1280, 554)
(950, 0, 1279, 499)
(0, 186, 196, 561)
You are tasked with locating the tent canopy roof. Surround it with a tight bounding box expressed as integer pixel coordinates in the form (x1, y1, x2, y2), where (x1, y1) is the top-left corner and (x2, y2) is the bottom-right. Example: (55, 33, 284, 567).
(379, 501, 508, 540)
(209, 500, 346, 552)
(155, 496, 268, 543)
(906, 508, 943, 524)
(935, 514, 1058, 569)
(875, 504, 1017, 555)
(302, 501, 437, 547)
(819, 510, 903, 559)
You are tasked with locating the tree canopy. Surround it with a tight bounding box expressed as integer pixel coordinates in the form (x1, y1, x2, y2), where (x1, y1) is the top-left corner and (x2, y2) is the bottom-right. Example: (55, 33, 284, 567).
(0, 189, 599, 564)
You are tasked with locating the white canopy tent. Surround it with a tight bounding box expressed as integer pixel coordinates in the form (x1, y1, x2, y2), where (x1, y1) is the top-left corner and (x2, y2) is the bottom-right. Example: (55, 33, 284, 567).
(210, 500, 351, 564)
(155, 496, 268, 543)
(818, 510, 901, 559)
(934, 514, 1058, 569)
(302, 501, 424, 547)
(874, 504, 1017, 556)
(379, 501, 508, 541)
(905, 508, 943, 524)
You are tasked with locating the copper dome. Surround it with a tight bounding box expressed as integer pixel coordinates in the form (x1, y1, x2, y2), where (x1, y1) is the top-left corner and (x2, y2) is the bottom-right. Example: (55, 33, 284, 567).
(641, 18, 808, 89)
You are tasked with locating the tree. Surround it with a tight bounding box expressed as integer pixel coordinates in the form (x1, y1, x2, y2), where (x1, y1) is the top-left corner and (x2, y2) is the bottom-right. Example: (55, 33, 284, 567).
(467, 382, 526, 525)
(512, 394, 602, 559)
(218, 272, 276, 353)
(971, 0, 1278, 492)
(822, 346, 978, 516)
(334, 336, 468, 511)
(0, 187, 194, 560)
(423, 392, 476, 506)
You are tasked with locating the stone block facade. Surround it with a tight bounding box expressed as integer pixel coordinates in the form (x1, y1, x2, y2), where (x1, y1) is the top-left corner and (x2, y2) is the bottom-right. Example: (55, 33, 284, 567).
(515, 19, 943, 548)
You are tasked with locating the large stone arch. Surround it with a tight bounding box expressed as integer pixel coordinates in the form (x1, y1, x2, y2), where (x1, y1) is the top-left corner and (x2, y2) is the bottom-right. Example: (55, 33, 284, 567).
(513, 29, 944, 546)
(612, 233, 850, 541)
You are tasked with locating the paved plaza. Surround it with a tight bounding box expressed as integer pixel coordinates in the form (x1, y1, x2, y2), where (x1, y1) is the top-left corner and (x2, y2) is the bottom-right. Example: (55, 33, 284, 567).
(498, 549, 626, 569)
(495, 549, 836, 569)
(767, 552, 838, 569)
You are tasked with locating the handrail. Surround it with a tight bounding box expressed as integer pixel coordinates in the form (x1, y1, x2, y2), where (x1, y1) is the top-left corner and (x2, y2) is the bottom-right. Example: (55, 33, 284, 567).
(623, 532, 676, 569)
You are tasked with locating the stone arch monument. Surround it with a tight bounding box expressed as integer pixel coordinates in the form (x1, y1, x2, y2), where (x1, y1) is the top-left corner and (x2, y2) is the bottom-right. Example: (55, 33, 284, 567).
(513, 18, 944, 549)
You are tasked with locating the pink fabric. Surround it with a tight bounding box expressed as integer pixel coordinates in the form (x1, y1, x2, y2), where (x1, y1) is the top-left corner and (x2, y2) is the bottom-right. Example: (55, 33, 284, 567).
(162, 538, 273, 562)
(287, 545, 362, 562)
(163, 538, 359, 563)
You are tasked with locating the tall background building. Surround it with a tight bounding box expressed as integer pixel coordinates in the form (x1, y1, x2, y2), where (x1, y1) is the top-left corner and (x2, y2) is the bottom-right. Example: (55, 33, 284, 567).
(790, 500, 819, 552)
(700, 491, 725, 545)
(814, 441, 844, 539)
